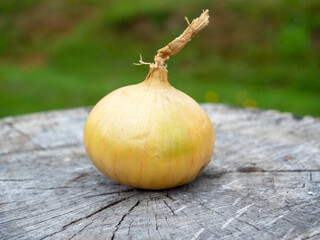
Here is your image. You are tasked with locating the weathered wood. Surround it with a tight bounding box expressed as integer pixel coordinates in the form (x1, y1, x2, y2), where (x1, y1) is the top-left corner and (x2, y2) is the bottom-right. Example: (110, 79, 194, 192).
(0, 104, 319, 240)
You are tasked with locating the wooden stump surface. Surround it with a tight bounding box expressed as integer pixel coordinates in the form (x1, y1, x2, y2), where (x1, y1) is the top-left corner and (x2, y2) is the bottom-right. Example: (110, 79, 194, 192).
(1, 104, 320, 240)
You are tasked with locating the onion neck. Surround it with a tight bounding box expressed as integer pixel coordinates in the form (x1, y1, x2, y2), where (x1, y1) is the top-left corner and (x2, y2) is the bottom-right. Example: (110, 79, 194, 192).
(143, 65, 170, 86)
(153, 10, 209, 67)
(139, 10, 209, 88)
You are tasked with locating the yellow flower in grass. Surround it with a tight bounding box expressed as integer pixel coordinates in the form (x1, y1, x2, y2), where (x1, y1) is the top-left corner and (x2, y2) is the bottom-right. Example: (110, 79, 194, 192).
(204, 91, 219, 103)
(243, 98, 258, 108)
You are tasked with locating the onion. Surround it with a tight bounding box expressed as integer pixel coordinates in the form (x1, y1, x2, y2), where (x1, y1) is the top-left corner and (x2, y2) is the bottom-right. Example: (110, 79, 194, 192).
(84, 10, 214, 189)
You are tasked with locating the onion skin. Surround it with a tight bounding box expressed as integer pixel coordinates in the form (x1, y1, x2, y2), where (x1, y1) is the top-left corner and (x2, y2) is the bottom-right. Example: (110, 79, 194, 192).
(84, 66, 214, 190)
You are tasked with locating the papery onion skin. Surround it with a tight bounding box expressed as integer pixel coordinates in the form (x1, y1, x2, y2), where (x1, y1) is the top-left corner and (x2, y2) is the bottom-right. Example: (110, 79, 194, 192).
(84, 66, 214, 190)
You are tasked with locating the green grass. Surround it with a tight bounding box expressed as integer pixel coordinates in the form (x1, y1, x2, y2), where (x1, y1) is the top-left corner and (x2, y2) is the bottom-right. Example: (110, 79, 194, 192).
(0, 0, 319, 118)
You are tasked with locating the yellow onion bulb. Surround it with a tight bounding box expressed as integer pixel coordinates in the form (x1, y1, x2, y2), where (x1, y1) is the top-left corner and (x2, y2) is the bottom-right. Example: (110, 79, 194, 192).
(83, 10, 214, 190)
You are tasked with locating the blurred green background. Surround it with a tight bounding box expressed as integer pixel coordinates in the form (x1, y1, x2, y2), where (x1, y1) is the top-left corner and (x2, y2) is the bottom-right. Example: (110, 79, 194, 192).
(1, 0, 319, 118)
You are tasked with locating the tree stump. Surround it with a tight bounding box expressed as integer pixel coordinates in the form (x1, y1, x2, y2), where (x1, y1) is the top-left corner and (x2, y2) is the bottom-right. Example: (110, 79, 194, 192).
(1, 104, 319, 240)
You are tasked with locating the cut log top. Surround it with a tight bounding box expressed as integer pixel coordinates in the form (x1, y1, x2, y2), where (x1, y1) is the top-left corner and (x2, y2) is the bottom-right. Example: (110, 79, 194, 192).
(1, 104, 320, 240)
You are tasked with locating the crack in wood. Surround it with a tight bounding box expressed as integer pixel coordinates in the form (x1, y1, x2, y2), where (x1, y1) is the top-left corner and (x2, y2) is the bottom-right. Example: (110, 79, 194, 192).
(6, 122, 45, 151)
(162, 199, 176, 215)
(0, 143, 82, 157)
(165, 192, 174, 201)
(201, 171, 226, 179)
(155, 212, 159, 231)
(269, 200, 315, 213)
(21, 206, 93, 231)
(12, 204, 101, 239)
(39, 228, 66, 240)
(38, 195, 137, 240)
(11, 192, 105, 230)
(236, 167, 266, 172)
(0, 179, 35, 182)
(244, 169, 320, 173)
(201, 169, 320, 178)
(69, 173, 90, 182)
(302, 231, 320, 240)
(24, 186, 86, 190)
(84, 189, 136, 198)
(0, 215, 31, 226)
(235, 218, 260, 231)
(151, 199, 163, 239)
(0, 201, 17, 206)
(69, 220, 94, 240)
(63, 196, 135, 229)
(111, 200, 140, 240)
(127, 219, 134, 239)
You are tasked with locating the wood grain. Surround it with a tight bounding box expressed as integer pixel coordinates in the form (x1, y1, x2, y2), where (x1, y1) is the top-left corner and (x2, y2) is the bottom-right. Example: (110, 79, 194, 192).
(1, 104, 319, 240)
